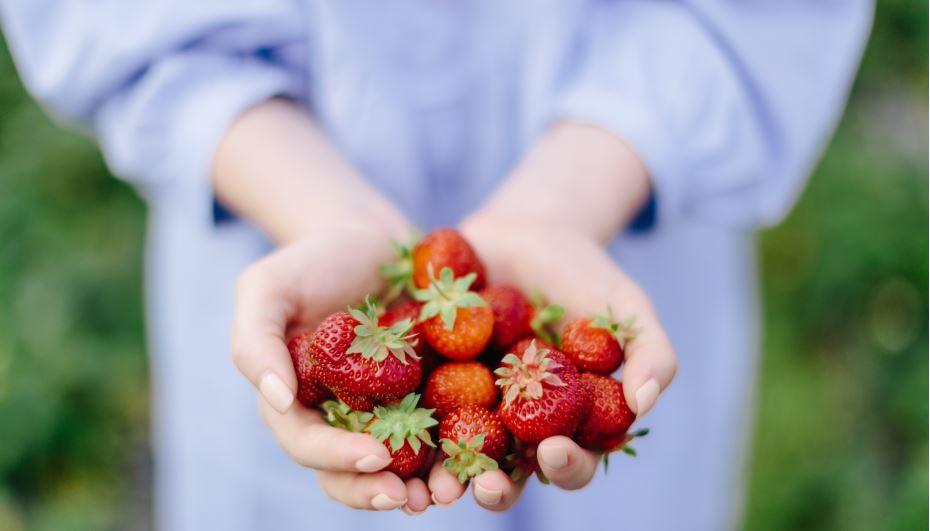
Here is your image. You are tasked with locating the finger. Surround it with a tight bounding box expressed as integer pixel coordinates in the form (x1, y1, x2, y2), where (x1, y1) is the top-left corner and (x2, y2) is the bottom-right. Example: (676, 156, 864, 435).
(472, 469, 525, 511)
(536, 436, 599, 490)
(257, 395, 392, 472)
(427, 457, 467, 506)
(402, 477, 430, 515)
(232, 258, 298, 413)
(547, 247, 677, 417)
(618, 307, 677, 417)
(316, 470, 408, 511)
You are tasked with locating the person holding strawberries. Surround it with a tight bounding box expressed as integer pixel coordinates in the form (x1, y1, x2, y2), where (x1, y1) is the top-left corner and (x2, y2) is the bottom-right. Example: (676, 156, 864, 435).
(0, 1, 871, 530)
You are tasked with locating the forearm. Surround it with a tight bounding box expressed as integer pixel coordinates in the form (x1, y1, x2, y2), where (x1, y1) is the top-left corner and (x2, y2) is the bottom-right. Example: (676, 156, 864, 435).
(212, 98, 408, 244)
(473, 122, 650, 243)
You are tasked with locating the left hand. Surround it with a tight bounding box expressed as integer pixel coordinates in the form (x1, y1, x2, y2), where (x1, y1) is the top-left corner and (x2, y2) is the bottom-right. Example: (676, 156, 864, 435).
(424, 215, 678, 511)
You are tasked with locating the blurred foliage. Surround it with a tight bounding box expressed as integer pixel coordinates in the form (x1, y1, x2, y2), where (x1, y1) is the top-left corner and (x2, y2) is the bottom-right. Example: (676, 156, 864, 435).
(0, 2, 926, 530)
(0, 36, 149, 530)
(746, 1, 928, 530)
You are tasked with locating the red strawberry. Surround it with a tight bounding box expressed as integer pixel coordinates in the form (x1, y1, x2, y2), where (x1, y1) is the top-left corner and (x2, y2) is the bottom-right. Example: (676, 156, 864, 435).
(423, 361, 498, 419)
(381, 299, 441, 376)
(415, 266, 493, 360)
(439, 405, 510, 483)
(481, 285, 564, 352)
(422, 307, 494, 360)
(380, 299, 430, 358)
(481, 285, 533, 351)
(574, 373, 635, 451)
(309, 300, 422, 409)
(412, 228, 486, 290)
(574, 373, 650, 466)
(366, 393, 438, 479)
(287, 331, 331, 406)
(561, 307, 640, 374)
(494, 339, 585, 444)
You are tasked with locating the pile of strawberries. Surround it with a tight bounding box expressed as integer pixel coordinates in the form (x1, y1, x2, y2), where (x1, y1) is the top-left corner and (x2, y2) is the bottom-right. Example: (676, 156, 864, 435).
(287, 228, 648, 486)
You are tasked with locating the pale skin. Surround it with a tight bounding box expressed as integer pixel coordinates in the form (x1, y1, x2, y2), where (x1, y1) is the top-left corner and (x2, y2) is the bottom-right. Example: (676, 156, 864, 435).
(216, 99, 677, 514)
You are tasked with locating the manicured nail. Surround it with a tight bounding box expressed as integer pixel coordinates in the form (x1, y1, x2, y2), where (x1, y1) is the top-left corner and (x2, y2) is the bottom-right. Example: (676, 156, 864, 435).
(474, 483, 503, 505)
(430, 493, 454, 507)
(635, 378, 661, 417)
(538, 444, 568, 469)
(402, 505, 427, 516)
(355, 454, 391, 473)
(371, 493, 406, 511)
(259, 372, 294, 414)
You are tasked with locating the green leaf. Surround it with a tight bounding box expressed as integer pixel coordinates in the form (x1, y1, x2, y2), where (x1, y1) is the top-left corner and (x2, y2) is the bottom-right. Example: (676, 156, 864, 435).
(441, 305, 457, 331)
(364, 393, 436, 456)
(412, 266, 485, 330)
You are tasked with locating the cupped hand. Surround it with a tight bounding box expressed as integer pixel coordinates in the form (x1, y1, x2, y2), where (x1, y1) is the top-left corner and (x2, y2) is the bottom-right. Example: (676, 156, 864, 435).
(231, 221, 432, 512)
(426, 215, 678, 511)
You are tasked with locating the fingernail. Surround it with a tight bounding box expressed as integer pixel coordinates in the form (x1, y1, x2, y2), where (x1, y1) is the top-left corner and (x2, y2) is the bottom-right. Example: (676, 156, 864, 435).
(538, 445, 568, 469)
(402, 505, 427, 516)
(355, 454, 391, 473)
(431, 493, 454, 507)
(259, 372, 294, 414)
(371, 493, 406, 511)
(474, 482, 503, 505)
(635, 378, 661, 417)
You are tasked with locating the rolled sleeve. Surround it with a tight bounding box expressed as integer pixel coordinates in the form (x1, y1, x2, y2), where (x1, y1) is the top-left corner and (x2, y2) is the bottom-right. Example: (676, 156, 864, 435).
(551, 0, 872, 229)
(1, 0, 308, 202)
(95, 53, 301, 201)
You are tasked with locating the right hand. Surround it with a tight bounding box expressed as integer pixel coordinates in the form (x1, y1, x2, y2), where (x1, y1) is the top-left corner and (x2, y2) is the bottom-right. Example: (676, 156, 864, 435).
(231, 221, 434, 513)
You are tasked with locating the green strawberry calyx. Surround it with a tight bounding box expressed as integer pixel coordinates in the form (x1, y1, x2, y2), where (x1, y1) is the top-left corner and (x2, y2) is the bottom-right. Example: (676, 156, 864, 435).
(413, 265, 487, 331)
(529, 290, 565, 346)
(441, 434, 499, 483)
(602, 427, 650, 472)
(590, 305, 641, 349)
(366, 393, 438, 455)
(321, 399, 375, 432)
(347, 298, 420, 364)
(378, 229, 421, 303)
(494, 340, 566, 404)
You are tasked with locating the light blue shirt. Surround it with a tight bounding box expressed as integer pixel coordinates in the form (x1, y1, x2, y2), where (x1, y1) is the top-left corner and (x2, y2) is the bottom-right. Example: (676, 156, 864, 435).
(1, 2, 871, 530)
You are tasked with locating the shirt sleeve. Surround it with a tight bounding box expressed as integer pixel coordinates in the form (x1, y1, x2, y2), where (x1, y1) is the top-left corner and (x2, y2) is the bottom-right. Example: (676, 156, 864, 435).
(551, 0, 873, 228)
(0, 0, 308, 199)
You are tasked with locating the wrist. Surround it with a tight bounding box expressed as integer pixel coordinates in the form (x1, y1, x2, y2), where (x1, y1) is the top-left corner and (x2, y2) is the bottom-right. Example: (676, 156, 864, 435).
(213, 98, 409, 245)
(478, 122, 650, 243)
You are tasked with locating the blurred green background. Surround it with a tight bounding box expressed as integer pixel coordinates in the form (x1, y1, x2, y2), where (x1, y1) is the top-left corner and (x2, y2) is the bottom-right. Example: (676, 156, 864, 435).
(0, 3, 926, 530)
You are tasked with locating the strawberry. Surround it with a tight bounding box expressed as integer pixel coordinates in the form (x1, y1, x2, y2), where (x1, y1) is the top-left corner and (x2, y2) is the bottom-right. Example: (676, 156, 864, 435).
(423, 361, 498, 419)
(366, 393, 438, 479)
(573, 373, 635, 451)
(481, 285, 564, 352)
(561, 306, 640, 374)
(309, 299, 421, 409)
(415, 266, 493, 360)
(439, 405, 510, 483)
(412, 228, 486, 290)
(494, 339, 585, 444)
(380, 299, 430, 358)
(380, 298, 442, 377)
(287, 331, 331, 407)
(481, 285, 533, 351)
(574, 373, 650, 466)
